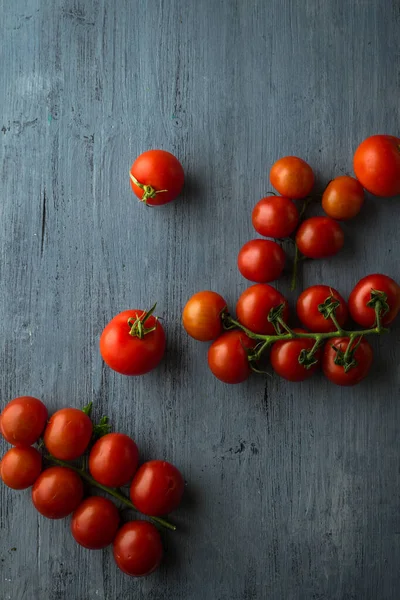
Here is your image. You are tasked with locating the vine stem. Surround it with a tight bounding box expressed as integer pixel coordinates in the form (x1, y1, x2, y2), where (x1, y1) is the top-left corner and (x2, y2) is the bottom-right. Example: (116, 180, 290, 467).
(45, 455, 176, 532)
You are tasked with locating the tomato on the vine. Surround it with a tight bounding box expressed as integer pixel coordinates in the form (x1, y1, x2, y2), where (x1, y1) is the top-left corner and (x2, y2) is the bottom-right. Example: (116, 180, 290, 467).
(322, 337, 373, 386)
(236, 284, 289, 335)
(130, 460, 185, 516)
(113, 521, 163, 577)
(43, 408, 93, 461)
(348, 274, 400, 327)
(237, 239, 286, 283)
(322, 176, 365, 220)
(0, 396, 48, 446)
(89, 433, 139, 488)
(32, 467, 84, 519)
(269, 156, 314, 199)
(270, 329, 321, 382)
(295, 216, 344, 259)
(207, 330, 255, 384)
(100, 308, 166, 376)
(182, 291, 227, 341)
(296, 285, 348, 333)
(353, 135, 400, 197)
(71, 496, 120, 550)
(129, 150, 184, 205)
(0, 446, 42, 490)
(252, 195, 299, 238)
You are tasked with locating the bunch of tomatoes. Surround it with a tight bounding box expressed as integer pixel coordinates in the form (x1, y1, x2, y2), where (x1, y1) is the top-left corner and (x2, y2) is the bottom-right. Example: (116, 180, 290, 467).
(0, 396, 184, 577)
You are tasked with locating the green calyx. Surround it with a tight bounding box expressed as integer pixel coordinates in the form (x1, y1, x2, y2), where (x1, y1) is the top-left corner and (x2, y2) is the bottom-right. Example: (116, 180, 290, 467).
(130, 173, 168, 204)
(127, 303, 158, 339)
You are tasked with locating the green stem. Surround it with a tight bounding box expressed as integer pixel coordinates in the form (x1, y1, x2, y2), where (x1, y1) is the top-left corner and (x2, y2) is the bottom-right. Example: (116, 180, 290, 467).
(375, 301, 383, 333)
(329, 312, 345, 335)
(45, 455, 176, 532)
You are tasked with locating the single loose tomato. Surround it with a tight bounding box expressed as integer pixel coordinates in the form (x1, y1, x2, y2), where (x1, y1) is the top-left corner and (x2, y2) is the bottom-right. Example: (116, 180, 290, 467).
(348, 274, 400, 328)
(89, 433, 139, 488)
(0, 446, 42, 490)
(129, 150, 184, 205)
(295, 216, 344, 259)
(207, 330, 255, 384)
(43, 408, 93, 461)
(270, 329, 321, 382)
(322, 176, 365, 220)
(100, 308, 166, 376)
(270, 156, 314, 199)
(113, 521, 163, 577)
(236, 284, 289, 335)
(237, 239, 286, 283)
(296, 285, 348, 333)
(32, 467, 84, 519)
(322, 337, 373, 386)
(353, 135, 400, 197)
(252, 195, 299, 238)
(182, 291, 227, 341)
(0, 396, 48, 446)
(130, 460, 185, 516)
(71, 496, 120, 549)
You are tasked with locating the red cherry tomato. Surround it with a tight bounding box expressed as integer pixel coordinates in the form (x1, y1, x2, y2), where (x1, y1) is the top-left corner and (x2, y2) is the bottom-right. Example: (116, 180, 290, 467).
(32, 467, 84, 519)
(252, 195, 299, 238)
(129, 150, 184, 206)
(182, 291, 227, 341)
(207, 330, 255, 384)
(236, 284, 289, 335)
(270, 329, 321, 382)
(0, 446, 42, 490)
(353, 135, 400, 197)
(43, 408, 93, 461)
(130, 460, 185, 516)
(295, 216, 344, 259)
(113, 521, 163, 577)
(100, 308, 166, 376)
(89, 433, 139, 488)
(322, 337, 373, 386)
(237, 239, 286, 283)
(296, 285, 348, 333)
(71, 496, 120, 549)
(269, 156, 314, 199)
(348, 274, 400, 328)
(0, 396, 48, 446)
(322, 176, 365, 220)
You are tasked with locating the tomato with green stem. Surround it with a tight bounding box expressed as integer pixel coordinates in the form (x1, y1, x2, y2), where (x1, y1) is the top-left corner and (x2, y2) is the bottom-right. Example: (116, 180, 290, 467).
(89, 433, 139, 488)
(71, 496, 120, 549)
(207, 330, 255, 384)
(130, 460, 185, 516)
(0, 396, 48, 446)
(322, 337, 373, 386)
(322, 176, 365, 220)
(182, 291, 227, 341)
(353, 135, 400, 197)
(43, 408, 93, 461)
(296, 285, 348, 333)
(113, 521, 163, 577)
(269, 156, 315, 199)
(295, 216, 344, 259)
(32, 466, 84, 519)
(252, 195, 299, 238)
(236, 284, 289, 335)
(237, 239, 286, 283)
(129, 150, 184, 205)
(270, 329, 322, 382)
(1, 446, 42, 490)
(348, 274, 400, 328)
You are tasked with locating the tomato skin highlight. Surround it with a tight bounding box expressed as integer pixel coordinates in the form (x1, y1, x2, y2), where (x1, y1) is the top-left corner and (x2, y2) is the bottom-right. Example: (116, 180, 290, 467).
(353, 135, 400, 197)
(236, 284, 289, 335)
(182, 291, 227, 341)
(207, 330, 255, 384)
(0, 446, 42, 490)
(295, 216, 344, 259)
(252, 195, 299, 238)
(71, 496, 120, 550)
(129, 150, 184, 205)
(130, 460, 185, 516)
(269, 156, 314, 199)
(43, 408, 93, 461)
(237, 239, 286, 283)
(322, 337, 373, 386)
(322, 176, 365, 220)
(296, 285, 348, 333)
(0, 396, 48, 446)
(32, 467, 84, 519)
(348, 274, 400, 328)
(270, 329, 321, 382)
(89, 433, 139, 488)
(113, 521, 163, 577)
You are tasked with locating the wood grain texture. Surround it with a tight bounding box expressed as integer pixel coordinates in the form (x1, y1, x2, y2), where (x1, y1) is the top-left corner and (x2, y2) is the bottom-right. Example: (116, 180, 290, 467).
(0, 1, 399, 599)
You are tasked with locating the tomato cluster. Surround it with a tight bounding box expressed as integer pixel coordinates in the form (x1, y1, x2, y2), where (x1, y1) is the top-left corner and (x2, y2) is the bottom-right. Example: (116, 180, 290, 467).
(0, 397, 185, 577)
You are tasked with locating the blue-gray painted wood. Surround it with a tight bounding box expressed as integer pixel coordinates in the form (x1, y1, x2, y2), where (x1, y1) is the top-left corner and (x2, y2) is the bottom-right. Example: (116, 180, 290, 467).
(1, 1, 399, 599)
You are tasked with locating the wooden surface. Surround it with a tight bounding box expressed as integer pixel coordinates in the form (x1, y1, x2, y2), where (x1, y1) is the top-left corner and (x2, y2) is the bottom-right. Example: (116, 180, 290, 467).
(1, 1, 399, 599)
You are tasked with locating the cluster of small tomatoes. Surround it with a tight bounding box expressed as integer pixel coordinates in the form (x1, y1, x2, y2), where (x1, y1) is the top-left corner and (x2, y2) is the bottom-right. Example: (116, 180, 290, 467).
(0, 396, 184, 577)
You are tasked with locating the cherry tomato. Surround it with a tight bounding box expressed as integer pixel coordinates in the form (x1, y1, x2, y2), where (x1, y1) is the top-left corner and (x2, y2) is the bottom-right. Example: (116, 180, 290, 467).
(296, 285, 348, 333)
(322, 176, 365, 220)
(236, 284, 289, 335)
(353, 135, 400, 197)
(129, 150, 184, 206)
(252, 195, 299, 238)
(237, 239, 286, 283)
(269, 156, 314, 199)
(348, 274, 400, 328)
(270, 329, 321, 382)
(207, 330, 255, 384)
(130, 460, 185, 516)
(322, 337, 373, 386)
(182, 291, 227, 341)
(32, 467, 84, 519)
(113, 521, 163, 577)
(43, 408, 93, 461)
(0, 396, 48, 446)
(295, 216, 344, 259)
(71, 496, 120, 549)
(100, 308, 166, 376)
(0, 446, 42, 490)
(89, 433, 139, 488)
